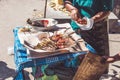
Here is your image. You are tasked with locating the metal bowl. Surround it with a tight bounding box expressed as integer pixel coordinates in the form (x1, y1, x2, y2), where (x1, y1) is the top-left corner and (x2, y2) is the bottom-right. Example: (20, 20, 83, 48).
(28, 18, 58, 31)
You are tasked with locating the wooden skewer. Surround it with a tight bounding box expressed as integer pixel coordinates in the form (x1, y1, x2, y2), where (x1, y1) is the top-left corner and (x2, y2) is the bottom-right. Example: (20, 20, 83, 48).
(44, 0, 48, 18)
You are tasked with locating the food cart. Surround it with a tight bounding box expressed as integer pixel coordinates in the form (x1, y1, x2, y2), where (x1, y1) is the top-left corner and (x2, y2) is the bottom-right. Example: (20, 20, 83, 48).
(13, 19, 89, 80)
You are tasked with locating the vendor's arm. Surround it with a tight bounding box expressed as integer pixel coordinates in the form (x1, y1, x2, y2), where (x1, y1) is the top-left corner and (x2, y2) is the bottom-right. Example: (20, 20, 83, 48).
(91, 11, 111, 23)
(64, 0, 81, 21)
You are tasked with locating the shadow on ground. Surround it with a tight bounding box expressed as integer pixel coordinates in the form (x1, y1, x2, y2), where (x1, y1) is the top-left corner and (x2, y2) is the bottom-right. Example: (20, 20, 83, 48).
(0, 61, 16, 80)
(112, 64, 120, 69)
(0, 61, 31, 80)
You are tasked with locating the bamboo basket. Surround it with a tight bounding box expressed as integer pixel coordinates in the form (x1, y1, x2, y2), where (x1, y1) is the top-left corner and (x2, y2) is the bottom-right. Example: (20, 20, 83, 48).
(73, 52, 108, 80)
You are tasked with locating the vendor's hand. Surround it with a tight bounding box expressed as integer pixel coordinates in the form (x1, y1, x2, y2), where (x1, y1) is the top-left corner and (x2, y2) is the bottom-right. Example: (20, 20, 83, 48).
(70, 8, 81, 21)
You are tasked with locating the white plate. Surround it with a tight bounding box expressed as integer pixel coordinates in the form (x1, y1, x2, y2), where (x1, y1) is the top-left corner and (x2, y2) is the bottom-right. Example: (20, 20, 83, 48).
(75, 17, 94, 30)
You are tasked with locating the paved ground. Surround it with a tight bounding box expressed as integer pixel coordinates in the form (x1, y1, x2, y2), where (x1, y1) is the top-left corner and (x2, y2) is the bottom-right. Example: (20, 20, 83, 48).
(0, 0, 120, 80)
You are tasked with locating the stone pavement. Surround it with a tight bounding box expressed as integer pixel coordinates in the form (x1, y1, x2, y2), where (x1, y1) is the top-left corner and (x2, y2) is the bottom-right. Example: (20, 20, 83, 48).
(0, 0, 120, 80)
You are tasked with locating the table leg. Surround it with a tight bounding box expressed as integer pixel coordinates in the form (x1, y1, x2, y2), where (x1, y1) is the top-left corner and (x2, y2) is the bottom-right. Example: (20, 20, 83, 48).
(22, 70, 26, 80)
(13, 70, 25, 80)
